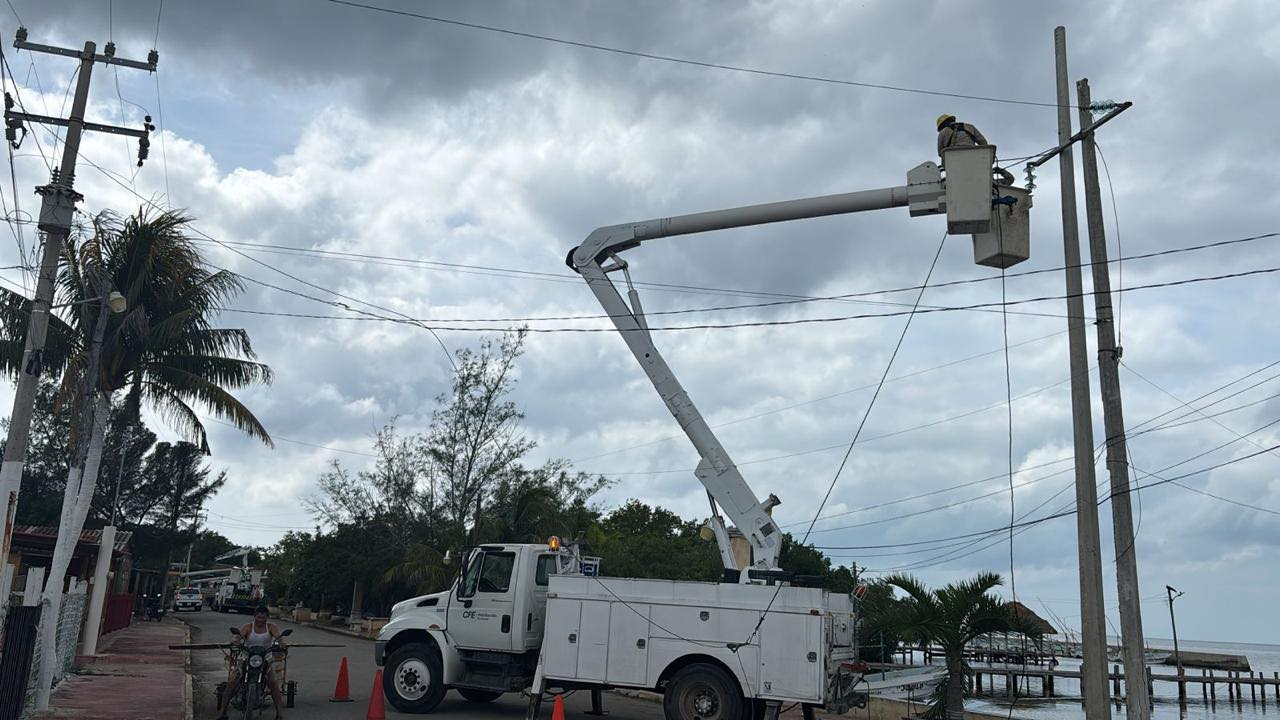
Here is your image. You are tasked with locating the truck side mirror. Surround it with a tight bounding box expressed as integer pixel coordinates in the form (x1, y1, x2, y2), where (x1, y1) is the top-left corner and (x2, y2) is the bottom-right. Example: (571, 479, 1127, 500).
(281, 628, 293, 637)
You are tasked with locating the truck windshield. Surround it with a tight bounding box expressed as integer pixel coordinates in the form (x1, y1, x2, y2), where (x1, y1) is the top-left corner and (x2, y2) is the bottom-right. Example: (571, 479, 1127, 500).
(459, 551, 516, 597)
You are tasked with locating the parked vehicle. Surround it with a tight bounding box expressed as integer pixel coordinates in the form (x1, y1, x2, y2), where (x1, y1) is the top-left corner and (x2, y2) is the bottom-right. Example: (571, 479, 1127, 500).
(174, 587, 203, 612)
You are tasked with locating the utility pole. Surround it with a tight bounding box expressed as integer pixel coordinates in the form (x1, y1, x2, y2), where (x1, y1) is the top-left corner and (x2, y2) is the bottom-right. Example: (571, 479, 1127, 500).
(1052, 26, 1111, 720)
(1167, 585, 1185, 698)
(0, 29, 156, 563)
(1078, 78, 1151, 720)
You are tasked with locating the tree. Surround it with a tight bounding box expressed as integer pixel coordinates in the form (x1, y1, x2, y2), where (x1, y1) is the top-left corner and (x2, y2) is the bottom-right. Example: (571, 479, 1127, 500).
(90, 399, 158, 526)
(0, 209, 271, 708)
(880, 573, 1041, 720)
(590, 501, 722, 582)
(144, 441, 227, 599)
(0, 381, 73, 526)
(425, 330, 533, 547)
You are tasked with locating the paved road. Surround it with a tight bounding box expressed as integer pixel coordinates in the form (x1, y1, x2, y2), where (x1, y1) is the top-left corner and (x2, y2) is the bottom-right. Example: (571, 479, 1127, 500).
(179, 608, 667, 720)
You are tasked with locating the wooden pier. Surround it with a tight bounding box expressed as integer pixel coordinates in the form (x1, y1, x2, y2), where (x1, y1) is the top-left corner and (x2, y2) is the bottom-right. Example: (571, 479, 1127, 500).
(870, 662, 1280, 705)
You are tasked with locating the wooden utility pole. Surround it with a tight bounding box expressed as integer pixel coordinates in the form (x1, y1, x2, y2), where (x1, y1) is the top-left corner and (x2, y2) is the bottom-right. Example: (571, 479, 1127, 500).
(1077, 77, 1151, 720)
(1052, 26, 1111, 720)
(0, 28, 156, 564)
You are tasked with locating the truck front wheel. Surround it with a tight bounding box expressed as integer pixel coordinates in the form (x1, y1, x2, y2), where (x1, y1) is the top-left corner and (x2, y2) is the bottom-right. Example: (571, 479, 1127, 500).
(664, 664, 744, 720)
(383, 643, 446, 713)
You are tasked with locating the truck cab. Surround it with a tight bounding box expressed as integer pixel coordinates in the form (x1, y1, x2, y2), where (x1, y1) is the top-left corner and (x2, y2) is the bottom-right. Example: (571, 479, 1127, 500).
(376, 543, 559, 713)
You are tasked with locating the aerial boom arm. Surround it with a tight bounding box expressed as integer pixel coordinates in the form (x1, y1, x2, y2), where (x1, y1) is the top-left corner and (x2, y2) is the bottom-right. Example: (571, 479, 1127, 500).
(569, 166, 949, 575)
(569, 150, 1022, 576)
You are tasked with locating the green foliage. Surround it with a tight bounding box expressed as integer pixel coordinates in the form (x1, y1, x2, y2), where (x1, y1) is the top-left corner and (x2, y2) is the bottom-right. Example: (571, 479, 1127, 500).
(878, 573, 1040, 720)
(590, 500, 721, 581)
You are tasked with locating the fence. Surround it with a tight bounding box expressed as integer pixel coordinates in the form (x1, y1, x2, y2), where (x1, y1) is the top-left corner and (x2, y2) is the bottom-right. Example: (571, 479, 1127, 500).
(24, 579, 89, 708)
(103, 593, 134, 635)
(0, 606, 40, 720)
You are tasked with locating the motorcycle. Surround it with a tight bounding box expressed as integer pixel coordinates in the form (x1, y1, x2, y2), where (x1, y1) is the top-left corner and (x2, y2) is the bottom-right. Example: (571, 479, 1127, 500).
(168, 626, 340, 719)
(143, 594, 166, 621)
(224, 626, 293, 719)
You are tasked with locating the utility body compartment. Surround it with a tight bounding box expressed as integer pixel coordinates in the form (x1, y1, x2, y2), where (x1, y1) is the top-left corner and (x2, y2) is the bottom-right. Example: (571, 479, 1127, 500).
(541, 575, 853, 704)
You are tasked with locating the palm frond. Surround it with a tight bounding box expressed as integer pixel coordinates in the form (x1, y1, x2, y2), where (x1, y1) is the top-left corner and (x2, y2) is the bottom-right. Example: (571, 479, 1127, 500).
(144, 365, 273, 447)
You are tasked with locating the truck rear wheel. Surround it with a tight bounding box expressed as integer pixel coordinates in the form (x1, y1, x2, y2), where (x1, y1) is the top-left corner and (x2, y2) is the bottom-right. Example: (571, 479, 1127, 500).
(664, 663, 744, 720)
(457, 688, 503, 703)
(383, 642, 446, 713)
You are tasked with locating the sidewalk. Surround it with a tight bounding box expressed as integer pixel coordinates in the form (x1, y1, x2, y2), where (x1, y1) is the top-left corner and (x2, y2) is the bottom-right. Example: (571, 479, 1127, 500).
(30, 616, 190, 720)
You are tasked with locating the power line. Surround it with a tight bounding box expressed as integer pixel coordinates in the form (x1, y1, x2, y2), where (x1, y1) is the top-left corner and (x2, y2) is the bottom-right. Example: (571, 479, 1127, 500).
(815, 442, 1278, 554)
(582, 369, 1084, 478)
(199, 414, 377, 458)
(320, 0, 1076, 109)
(573, 330, 1068, 464)
(1122, 361, 1280, 461)
(70, 148, 461, 369)
(190, 231, 1280, 321)
(217, 265, 1280, 332)
(743, 230, 947, 649)
(809, 361, 1280, 554)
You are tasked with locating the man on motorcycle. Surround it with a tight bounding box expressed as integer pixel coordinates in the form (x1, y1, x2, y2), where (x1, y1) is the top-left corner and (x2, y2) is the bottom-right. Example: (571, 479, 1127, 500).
(217, 605, 287, 720)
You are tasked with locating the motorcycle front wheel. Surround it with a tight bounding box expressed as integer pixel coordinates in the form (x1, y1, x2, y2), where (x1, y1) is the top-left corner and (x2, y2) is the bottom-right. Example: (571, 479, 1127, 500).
(242, 683, 260, 720)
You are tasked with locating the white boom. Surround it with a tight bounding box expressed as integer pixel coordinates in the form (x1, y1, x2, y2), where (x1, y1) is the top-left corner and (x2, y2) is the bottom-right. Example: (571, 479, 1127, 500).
(568, 148, 1028, 576)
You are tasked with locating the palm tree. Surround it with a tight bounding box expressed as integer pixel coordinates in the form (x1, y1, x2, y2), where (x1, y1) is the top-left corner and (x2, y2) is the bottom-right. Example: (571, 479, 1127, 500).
(0, 209, 272, 707)
(880, 572, 1041, 720)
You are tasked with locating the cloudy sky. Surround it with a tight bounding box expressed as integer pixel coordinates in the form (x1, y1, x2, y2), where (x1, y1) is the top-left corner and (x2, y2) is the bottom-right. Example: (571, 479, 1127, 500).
(2, 0, 1277, 644)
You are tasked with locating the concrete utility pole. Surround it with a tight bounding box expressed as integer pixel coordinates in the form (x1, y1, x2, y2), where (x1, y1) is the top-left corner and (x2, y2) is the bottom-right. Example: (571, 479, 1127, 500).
(1078, 78, 1151, 720)
(0, 29, 156, 563)
(1052, 26, 1111, 720)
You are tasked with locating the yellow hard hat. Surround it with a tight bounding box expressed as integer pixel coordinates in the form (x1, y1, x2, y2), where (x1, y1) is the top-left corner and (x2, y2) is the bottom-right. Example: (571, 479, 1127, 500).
(936, 114, 956, 130)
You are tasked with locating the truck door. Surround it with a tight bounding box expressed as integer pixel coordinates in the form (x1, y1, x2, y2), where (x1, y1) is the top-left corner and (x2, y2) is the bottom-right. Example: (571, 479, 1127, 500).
(521, 554, 557, 649)
(447, 549, 518, 651)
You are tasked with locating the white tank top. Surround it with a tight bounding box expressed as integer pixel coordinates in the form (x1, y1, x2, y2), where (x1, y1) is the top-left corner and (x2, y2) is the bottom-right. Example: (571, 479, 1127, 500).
(246, 625, 272, 649)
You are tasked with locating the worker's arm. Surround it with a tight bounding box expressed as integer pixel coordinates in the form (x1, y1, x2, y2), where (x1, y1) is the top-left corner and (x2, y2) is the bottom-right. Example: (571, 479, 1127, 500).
(937, 127, 950, 156)
(970, 124, 989, 145)
(269, 622, 287, 647)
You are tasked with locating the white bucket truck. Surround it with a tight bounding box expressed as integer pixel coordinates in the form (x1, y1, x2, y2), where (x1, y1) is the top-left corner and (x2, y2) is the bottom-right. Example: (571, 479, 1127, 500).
(375, 146, 1028, 720)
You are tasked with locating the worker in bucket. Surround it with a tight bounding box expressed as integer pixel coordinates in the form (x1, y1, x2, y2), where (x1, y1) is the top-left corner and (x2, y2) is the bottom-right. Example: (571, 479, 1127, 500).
(937, 114, 1014, 184)
(936, 114, 989, 157)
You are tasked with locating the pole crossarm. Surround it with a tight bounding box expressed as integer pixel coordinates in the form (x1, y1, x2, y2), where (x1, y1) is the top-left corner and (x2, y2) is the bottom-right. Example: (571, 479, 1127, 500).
(1027, 101, 1133, 170)
(14, 29, 158, 72)
(5, 29, 158, 168)
(6, 111, 149, 139)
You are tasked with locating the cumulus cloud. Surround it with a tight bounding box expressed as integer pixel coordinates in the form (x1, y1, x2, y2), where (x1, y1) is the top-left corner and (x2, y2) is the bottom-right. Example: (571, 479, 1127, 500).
(2, 0, 1278, 642)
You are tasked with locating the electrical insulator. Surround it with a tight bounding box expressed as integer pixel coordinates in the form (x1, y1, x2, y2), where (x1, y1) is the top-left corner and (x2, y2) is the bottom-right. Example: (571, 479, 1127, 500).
(104, 41, 116, 57)
(15, 27, 26, 44)
(147, 49, 158, 68)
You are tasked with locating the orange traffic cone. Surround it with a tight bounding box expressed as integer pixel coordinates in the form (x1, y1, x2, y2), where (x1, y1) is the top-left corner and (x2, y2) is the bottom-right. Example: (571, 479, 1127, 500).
(552, 693, 567, 720)
(330, 656, 354, 702)
(366, 669, 387, 720)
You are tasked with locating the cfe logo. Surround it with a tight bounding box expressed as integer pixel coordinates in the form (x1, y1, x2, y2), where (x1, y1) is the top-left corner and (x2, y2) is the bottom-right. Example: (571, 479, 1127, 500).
(462, 611, 477, 619)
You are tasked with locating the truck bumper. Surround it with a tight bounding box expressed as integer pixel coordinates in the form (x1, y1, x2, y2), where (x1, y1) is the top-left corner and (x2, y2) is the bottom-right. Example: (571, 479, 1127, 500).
(374, 640, 386, 667)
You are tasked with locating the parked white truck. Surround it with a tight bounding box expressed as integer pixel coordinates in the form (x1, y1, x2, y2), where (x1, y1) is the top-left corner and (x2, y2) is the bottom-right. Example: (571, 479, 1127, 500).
(375, 147, 1026, 720)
